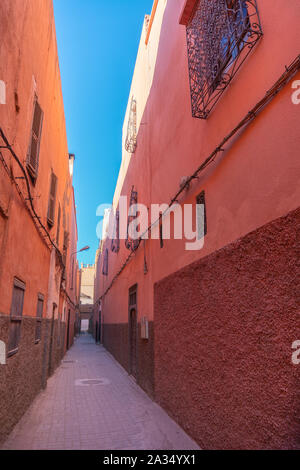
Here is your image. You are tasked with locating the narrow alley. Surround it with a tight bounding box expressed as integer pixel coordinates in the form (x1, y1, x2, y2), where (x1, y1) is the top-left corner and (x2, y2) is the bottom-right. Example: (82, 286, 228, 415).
(1, 335, 199, 451)
(0, 0, 299, 453)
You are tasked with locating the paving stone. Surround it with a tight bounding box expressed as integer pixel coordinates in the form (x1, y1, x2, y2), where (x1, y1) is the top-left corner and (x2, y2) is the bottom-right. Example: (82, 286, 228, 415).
(1, 335, 200, 450)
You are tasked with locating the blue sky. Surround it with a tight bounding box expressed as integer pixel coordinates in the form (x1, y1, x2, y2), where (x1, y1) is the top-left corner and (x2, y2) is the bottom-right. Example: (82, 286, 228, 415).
(53, 0, 154, 265)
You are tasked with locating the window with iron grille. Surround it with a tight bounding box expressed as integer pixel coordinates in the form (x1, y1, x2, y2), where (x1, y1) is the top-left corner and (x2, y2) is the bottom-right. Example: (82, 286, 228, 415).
(35, 294, 44, 343)
(125, 97, 137, 153)
(27, 97, 44, 178)
(8, 278, 25, 356)
(186, 0, 263, 118)
(102, 249, 109, 276)
(196, 190, 207, 237)
(47, 171, 58, 227)
(111, 210, 120, 253)
(125, 186, 140, 252)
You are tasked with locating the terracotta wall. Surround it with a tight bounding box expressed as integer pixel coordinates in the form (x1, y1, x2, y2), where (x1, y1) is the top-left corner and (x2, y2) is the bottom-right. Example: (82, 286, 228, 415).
(0, 0, 77, 443)
(155, 208, 300, 449)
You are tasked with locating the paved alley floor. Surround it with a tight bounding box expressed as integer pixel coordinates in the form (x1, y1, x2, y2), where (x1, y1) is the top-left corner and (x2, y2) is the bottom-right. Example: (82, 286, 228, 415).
(2, 335, 199, 450)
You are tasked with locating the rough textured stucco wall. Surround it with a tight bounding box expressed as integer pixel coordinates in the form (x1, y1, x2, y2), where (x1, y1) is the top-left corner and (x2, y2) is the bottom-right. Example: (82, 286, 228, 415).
(154, 208, 300, 450)
(103, 322, 154, 397)
(103, 324, 129, 372)
(0, 316, 65, 445)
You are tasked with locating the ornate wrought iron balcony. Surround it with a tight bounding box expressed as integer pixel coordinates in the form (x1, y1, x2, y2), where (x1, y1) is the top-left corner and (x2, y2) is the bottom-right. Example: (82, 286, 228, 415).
(111, 210, 120, 253)
(125, 186, 140, 252)
(186, 0, 263, 119)
(125, 97, 137, 153)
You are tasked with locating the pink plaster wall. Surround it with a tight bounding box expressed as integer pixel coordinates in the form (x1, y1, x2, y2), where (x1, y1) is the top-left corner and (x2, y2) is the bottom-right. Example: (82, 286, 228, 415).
(95, 0, 300, 445)
(96, 0, 300, 324)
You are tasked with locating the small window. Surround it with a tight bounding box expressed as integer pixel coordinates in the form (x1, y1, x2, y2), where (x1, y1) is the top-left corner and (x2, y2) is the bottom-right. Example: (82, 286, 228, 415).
(27, 97, 44, 178)
(159, 217, 164, 249)
(129, 285, 137, 307)
(196, 191, 207, 237)
(47, 172, 58, 227)
(8, 278, 25, 356)
(102, 249, 109, 276)
(35, 294, 44, 343)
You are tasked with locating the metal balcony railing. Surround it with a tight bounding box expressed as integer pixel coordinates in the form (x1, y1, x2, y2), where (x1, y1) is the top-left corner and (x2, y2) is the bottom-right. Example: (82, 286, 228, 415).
(186, 0, 263, 118)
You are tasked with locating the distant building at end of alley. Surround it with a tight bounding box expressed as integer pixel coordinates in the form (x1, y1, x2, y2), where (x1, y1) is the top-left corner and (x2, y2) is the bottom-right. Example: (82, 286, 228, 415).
(79, 264, 95, 334)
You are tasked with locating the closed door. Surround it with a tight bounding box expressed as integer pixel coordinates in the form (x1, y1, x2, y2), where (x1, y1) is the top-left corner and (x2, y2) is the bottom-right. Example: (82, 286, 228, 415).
(48, 303, 56, 376)
(129, 308, 137, 378)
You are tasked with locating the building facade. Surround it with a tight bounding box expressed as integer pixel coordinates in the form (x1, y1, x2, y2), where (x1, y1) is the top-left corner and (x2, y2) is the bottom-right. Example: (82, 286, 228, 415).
(94, 0, 300, 449)
(0, 0, 78, 444)
(79, 263, 95, 334)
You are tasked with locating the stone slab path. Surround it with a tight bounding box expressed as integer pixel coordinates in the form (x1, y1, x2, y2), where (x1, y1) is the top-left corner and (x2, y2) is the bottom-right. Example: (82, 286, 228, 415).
(2, 335, 199, 450)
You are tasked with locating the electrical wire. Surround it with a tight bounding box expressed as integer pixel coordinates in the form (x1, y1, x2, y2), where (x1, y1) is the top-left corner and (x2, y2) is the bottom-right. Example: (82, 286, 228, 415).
(0, 128, 64, 266)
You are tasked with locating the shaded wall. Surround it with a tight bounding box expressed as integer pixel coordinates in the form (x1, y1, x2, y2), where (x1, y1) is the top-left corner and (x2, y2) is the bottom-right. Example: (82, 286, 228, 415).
(103, 321, 155, 398)
(154, 208, 300, 450)
(0, 315, 65, 444)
